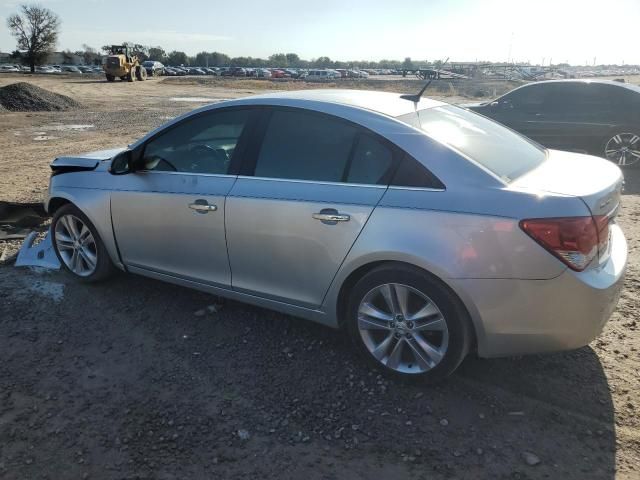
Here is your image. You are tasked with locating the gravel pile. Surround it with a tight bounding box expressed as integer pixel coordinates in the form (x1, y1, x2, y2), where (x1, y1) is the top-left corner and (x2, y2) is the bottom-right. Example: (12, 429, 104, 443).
(0, 82, 80, 112)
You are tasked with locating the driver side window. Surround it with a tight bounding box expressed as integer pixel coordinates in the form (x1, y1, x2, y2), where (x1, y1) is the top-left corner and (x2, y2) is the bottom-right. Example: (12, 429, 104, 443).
(142, 109, 250, 174)
(502, 86, 546, 112)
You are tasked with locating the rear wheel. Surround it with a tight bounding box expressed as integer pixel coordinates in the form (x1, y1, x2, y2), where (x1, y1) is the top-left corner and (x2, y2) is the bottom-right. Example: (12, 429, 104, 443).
(51, 204, 116, 283)
(127, 70, 136, 82)
(105, 74, 115, 82)
(346, 264, 472, 382)
(603, 132, 640, 167)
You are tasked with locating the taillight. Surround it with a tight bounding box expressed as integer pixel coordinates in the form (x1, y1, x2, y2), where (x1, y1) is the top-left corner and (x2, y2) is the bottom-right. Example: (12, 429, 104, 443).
(519, 216, 608, 271)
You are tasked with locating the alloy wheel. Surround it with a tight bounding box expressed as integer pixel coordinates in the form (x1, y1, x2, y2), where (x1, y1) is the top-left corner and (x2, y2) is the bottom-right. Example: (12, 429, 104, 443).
(604, 133, 640, 166)
(357, 283, 449, 374)
(54, 214, 98, 277)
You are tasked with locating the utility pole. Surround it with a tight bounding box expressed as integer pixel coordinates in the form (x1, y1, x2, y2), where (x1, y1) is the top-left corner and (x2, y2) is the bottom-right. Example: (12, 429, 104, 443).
(507, 32, 514, 63)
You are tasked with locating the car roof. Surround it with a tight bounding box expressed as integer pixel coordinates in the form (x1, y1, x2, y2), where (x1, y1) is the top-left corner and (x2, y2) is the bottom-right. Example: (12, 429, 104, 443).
(233, 89, 446, 118)
(516, 78, 640, 93)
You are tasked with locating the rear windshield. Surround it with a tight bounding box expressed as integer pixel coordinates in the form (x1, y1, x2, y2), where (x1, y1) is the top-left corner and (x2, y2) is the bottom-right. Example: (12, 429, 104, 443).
(397, 105, 546, 182)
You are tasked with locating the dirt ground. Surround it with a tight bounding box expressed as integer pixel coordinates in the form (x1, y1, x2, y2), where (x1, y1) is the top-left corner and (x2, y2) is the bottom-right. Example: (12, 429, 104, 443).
(0, 74, 639, 479)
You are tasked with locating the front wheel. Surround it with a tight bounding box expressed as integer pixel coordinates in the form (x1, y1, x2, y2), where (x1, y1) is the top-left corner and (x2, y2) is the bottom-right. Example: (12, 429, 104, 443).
(603, 132, 640, 167)
(51, 204, 116, 282)
(346, 264, 472, 382)
(105, 74, 115, 82)
(135, 65, 147, 81)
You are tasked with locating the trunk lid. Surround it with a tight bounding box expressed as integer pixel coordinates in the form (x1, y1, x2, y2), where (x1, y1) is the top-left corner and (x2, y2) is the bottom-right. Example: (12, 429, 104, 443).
(511, 149, 623, 217)
(511, 149, 624, 267)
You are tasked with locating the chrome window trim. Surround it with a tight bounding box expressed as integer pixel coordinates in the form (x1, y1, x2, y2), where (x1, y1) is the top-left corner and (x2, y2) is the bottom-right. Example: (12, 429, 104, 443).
(387, 185, 446, 192)
(236, 175, 388, 189)
(134, 170, 237, 179)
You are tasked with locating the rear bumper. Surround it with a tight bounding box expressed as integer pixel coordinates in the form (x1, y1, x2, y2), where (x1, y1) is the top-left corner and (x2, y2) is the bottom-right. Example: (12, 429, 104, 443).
(454, 224, 627, 358)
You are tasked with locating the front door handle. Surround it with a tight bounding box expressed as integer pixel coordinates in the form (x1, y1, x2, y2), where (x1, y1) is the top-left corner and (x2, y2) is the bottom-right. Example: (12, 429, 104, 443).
(189, 200, 217, 214)
(312, 208, 350, 224)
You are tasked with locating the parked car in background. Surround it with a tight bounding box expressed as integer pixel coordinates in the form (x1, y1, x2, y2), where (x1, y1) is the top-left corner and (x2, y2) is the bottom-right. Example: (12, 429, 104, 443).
(61, 66, 82, 73)
(270, 69, 287, 78)
(220, 68, 233, 76)
(231, 67, 247, 77)
(348, 69, 369, 78)
(45, 89, 627, 381)
(468, 80, 640, 167)
(306, 69, 341, 81)
(36, 66, 58, 74)
(188, 67, 206, 75)
(0, 65, 20, 72)
(257, 68, 272, 78)
(143, 61, 165, 76)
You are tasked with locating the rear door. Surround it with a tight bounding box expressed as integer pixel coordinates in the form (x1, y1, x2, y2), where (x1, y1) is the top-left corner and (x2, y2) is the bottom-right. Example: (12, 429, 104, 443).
(225, 108, 398, 308)
(111, 108, 254, 287)
(536, 83, 616, 153)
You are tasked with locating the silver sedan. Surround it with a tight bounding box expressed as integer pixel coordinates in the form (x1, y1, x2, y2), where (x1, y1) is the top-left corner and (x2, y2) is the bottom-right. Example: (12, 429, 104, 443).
(46, 90, 627, 381)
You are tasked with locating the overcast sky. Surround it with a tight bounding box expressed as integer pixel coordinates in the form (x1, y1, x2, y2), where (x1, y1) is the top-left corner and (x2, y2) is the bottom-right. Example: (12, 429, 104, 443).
(1, 0, 638, 65)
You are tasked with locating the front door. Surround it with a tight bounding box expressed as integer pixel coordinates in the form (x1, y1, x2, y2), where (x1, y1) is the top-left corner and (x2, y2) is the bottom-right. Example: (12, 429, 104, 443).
(111, 108, 253, 287)
(226, 108, 397, 308)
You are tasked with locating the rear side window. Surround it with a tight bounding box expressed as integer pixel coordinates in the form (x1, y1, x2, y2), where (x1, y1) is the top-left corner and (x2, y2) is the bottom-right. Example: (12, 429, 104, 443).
(255, 110, 356, 182)
(254, 109, 395, 185)
(346, 134, 394, 184)
(399, 105, 546, 182)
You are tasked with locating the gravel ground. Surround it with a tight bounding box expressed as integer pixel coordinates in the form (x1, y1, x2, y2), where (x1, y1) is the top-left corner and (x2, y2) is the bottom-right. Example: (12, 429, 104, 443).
(0, 74, 639, 479)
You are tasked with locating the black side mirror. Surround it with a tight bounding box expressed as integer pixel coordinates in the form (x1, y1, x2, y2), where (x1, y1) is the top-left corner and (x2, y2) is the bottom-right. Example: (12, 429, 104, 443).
(110, 150, 133, 175)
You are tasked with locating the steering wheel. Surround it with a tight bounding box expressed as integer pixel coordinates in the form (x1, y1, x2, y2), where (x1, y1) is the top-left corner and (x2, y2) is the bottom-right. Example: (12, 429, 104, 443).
(144, 155, 177, 171)
(190, 144, 230, 172)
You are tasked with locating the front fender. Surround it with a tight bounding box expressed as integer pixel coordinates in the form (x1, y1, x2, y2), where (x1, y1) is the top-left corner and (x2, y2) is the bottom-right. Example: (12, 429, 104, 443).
(47, 187, 124, 270)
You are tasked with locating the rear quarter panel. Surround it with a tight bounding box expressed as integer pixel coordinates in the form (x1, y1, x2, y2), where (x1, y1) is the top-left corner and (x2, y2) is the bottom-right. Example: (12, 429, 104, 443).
(322, 185, 590, 330)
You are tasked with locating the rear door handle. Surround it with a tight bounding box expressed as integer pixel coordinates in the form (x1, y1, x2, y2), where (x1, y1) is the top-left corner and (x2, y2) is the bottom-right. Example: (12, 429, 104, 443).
(189, 200, 217, 214)
(312, 208, 350, 224)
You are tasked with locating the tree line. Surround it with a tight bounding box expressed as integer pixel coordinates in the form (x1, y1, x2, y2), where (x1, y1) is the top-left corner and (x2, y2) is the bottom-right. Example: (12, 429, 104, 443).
(98, 43, 423, 69)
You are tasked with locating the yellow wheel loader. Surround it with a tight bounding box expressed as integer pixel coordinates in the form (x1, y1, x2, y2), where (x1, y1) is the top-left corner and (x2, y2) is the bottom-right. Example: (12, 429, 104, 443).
(103, 45, 147, 82)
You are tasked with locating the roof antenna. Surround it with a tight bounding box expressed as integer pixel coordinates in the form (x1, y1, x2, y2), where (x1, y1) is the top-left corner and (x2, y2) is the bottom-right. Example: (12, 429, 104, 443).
(400, 56, 448, 103)
(400, 78, 434, 103)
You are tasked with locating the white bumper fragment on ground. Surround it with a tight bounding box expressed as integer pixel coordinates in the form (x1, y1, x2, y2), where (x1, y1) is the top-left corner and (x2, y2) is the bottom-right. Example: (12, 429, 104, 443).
(15, 229, 60, 270)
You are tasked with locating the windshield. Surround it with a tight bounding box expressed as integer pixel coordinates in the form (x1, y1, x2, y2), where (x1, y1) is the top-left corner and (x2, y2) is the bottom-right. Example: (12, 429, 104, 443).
(397, 105, 546, 182)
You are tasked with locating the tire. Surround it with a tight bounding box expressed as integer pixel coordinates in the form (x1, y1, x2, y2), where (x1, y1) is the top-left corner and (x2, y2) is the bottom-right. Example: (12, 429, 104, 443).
(105, 74, 115, 82)
(345, 264, 472, 382)
(120, 76, 127, 81)
(135, 65, 147, 81)
(602, 131, 640, 167)
(127, 70, 135, 82)
(51, 204, 116, 283)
